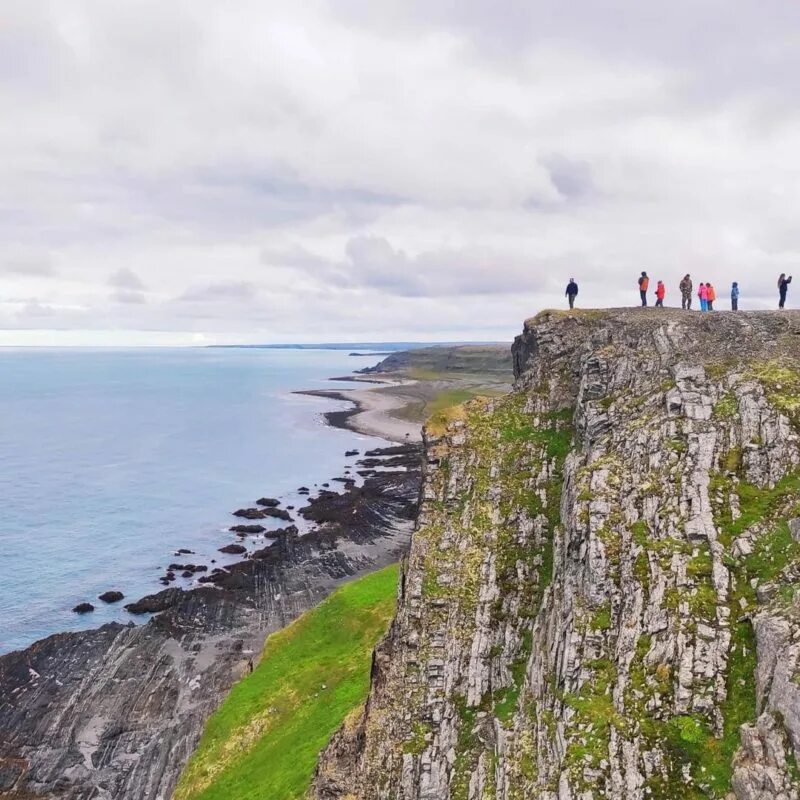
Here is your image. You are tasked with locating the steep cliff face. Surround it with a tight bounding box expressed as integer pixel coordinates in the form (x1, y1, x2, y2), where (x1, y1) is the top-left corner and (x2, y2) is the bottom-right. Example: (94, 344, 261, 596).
(311, 310, 800, 800)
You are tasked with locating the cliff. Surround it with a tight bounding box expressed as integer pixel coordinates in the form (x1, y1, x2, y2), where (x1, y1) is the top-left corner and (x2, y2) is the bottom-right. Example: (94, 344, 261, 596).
(311, 309, 800, 800)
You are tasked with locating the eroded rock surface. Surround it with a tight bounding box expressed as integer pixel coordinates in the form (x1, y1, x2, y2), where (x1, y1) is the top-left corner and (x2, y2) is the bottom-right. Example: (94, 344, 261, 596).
(0, 446, 421, 800)
(311, 310, 800, 800)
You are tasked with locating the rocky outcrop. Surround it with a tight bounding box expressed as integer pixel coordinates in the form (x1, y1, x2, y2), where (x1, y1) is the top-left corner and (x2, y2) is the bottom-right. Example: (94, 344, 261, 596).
(0, 445, 421, 800)
(311, 310, 800, 800)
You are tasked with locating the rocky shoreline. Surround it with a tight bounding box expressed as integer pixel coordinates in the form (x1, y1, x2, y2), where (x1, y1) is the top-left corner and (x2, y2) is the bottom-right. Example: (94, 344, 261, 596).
(0, 421, 422, 799)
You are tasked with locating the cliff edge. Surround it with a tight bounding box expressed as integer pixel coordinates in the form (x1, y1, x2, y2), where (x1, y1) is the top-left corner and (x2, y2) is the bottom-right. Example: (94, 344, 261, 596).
(310, 309, 800, 800)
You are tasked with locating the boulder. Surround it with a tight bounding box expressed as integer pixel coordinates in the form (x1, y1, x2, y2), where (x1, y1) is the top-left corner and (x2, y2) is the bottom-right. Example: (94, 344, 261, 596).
(230, 524, 266, 535)
(219, 543, 247, 555)
(98, 591, 124, 604)
(72, 602, 94, 614)
(256, 497, 280, 507)
(232, 508, 267, 520)
(263, 508, 293, 522)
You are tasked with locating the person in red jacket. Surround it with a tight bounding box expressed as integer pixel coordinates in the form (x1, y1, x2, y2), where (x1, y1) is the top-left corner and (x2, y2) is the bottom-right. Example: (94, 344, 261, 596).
(655, 280, 666, 307)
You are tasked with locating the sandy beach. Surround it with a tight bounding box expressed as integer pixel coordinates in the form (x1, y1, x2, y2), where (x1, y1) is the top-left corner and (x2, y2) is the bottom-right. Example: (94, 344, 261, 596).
(298, 381, 423, 443)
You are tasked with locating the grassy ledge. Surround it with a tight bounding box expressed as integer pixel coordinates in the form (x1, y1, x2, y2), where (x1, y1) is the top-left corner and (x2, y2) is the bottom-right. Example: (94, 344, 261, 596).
(173, 564, 400, 800)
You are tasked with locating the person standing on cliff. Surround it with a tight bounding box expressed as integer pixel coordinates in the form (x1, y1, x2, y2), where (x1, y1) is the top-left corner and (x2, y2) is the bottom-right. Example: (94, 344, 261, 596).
(779, 273, 793, 308)
(731, 281, 740, 311)
(698, 282, 708, 311)
(706, 282, 716, 311)
(655, 280, 665, 307)
(638, 271, 649, 306)
(679, 274, 692, 309)
(565, 278, 578, 309)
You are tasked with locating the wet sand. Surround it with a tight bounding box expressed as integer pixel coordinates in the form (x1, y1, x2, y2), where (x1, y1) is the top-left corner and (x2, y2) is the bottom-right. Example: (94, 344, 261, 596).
(297, 382, 423, 443)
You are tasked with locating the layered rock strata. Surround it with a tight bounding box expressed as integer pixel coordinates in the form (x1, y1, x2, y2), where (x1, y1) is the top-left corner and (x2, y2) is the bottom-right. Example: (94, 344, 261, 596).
(312, 310, 800, 800)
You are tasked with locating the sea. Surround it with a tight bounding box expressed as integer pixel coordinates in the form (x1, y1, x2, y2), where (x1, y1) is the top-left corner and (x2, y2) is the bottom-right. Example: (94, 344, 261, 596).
(0, 347, 384, 655)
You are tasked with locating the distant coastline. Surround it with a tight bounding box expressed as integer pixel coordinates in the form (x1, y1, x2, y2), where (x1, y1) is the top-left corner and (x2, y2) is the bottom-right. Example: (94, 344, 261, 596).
(208, 340, 503, 351)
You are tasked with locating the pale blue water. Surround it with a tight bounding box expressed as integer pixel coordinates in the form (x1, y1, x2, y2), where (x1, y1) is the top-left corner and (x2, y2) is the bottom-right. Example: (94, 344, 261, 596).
(0, 348, 381, 654)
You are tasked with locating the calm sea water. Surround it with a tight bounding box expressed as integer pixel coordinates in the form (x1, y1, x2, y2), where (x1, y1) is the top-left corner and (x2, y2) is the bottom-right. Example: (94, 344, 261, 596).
(0, 348, 380, 654)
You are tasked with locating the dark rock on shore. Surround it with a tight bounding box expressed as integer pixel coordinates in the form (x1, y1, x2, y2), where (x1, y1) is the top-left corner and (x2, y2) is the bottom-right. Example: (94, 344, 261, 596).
(219, 543, 247, 555)
(232, 507, 268, 520)
(98, 591, 124, 604)
(168, 563, 207, 573)
(124, 587, 184, 615)
(232, 506, 291, 521)
(0, 442, 422, 800)
(250, 544, 276, 560)
(300, 445, 420, 530)
(72, 602, 94, 614)
(345, 449, 359, 456)
(298, 486, 310, 494)
(175, 548, 194, 555)
(273, 525, 298, 536)
(256, 497, 280, 507)
(230, 524, 266, 535)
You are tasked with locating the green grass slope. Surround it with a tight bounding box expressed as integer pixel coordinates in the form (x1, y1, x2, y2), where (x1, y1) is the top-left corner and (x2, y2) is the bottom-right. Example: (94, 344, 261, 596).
(173, 564, 400, 800)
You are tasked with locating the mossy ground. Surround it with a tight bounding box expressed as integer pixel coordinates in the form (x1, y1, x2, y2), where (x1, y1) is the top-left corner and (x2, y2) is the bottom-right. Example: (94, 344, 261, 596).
(173, 565, 400, 800)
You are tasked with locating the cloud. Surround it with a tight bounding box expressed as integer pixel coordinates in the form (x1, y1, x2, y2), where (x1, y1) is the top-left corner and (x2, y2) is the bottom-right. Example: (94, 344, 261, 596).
(272, 235, 578, 298)
(110, 289, 146, 304)
(2, 1, 800, 344)
(177, 281, 258, 303)
(541, 155, 594, 202)
(1, 252, 57, 277)
(108, 267, 146, 290)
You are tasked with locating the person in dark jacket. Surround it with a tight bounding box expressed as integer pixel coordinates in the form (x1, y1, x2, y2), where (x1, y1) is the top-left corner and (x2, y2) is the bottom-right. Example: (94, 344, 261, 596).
(779, 274, 793, 308)
(638, 272, 649, 306)
(679, 274, 692, 309)
(565, 278, 578, 309)
(731, 282, 739, 311)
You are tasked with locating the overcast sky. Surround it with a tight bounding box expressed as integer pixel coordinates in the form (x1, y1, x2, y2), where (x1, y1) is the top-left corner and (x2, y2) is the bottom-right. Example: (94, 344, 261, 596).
(2, 1, 799, 345)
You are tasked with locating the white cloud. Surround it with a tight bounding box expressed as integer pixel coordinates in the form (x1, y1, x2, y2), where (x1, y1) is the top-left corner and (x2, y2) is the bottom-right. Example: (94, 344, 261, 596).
(108, 267, 146, 290)
(2, 1, 800, 344)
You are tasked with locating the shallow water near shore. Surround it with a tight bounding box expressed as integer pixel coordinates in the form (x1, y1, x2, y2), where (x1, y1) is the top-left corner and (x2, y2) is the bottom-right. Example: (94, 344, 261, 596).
(0, 347, 379, 654)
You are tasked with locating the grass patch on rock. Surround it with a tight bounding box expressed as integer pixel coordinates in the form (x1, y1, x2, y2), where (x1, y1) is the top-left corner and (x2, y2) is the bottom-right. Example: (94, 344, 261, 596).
(173, 564, 400, 800)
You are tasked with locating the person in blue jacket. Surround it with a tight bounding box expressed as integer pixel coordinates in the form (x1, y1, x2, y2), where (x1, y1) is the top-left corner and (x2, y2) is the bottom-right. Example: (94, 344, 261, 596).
(565, 278, 579, 309)
(731, 282, 739, 311)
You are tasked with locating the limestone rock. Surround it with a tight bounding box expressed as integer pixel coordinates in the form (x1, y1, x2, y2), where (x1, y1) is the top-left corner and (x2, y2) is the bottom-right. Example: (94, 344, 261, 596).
(310, 310, 800, 800)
